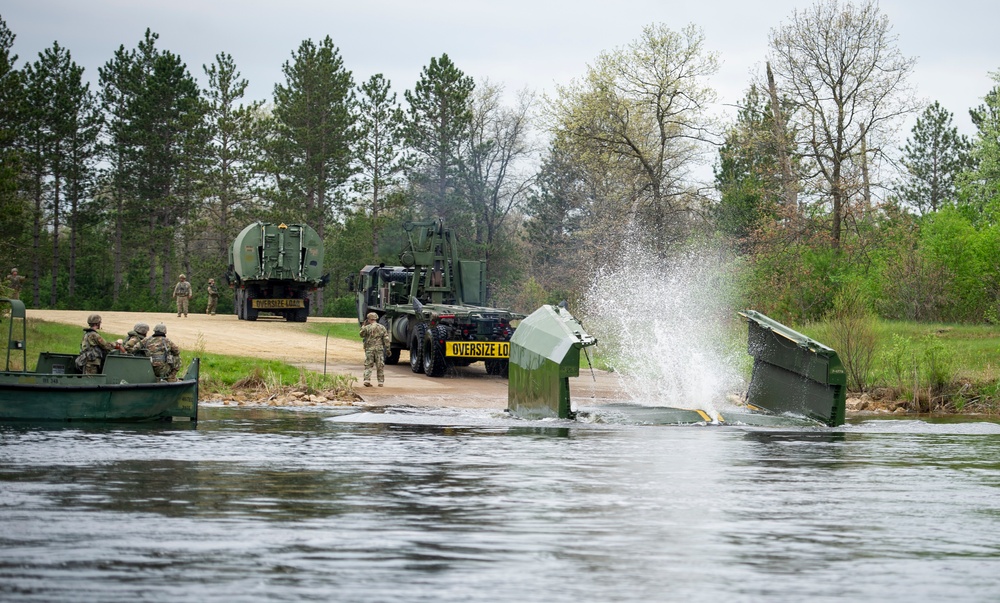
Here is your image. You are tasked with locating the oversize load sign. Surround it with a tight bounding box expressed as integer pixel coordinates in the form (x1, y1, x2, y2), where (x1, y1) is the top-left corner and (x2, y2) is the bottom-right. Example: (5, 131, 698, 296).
(251, 299, 305, 309)
(445, 341, 510, 359)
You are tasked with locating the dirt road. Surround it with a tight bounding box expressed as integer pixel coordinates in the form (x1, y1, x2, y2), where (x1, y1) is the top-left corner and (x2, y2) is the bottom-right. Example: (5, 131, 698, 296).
(30, 309, 626, 408)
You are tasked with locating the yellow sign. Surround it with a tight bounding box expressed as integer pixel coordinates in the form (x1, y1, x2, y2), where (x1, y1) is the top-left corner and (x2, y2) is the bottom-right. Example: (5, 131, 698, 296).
(251, 298, 305, 309)
(445, 341, 509, 359)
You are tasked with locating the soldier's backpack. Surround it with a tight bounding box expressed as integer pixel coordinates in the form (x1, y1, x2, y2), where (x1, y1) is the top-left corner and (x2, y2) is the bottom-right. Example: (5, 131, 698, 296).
(75, 338, 104, 372)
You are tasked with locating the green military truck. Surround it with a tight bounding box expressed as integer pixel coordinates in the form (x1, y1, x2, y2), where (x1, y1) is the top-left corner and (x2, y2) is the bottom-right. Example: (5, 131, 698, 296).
(226, 221, 328, 322)
(352, 219, 523, 377)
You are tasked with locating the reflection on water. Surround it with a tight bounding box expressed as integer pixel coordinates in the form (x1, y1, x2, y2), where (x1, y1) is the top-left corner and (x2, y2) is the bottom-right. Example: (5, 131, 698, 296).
(2, 408, 1000, 602)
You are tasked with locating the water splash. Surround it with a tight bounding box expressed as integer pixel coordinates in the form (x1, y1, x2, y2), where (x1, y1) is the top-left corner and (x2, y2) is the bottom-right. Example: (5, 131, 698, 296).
(582, 239, 746, 417)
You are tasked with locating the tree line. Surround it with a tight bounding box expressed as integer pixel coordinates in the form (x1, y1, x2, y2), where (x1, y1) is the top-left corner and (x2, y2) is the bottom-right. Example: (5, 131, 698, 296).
(0, 0, 998, 326)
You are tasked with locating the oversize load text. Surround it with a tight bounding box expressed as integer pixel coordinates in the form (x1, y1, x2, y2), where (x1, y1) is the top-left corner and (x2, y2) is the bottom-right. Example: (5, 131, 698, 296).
(251, 299, 305, 309)
(445, 341, 509, 358)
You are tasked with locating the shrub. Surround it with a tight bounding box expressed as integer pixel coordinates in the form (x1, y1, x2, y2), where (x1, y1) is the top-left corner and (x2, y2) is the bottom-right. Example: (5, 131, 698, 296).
(824, 283, 879, 392)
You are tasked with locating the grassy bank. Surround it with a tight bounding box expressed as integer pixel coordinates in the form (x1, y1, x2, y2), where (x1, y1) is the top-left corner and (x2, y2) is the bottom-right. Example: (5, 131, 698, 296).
(799, 320, 1000, 413)
(306, 322, 361, 341)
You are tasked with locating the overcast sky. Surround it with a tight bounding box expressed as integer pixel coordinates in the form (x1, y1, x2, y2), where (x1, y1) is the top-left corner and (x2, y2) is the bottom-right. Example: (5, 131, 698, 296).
(4, 0, 998, 139)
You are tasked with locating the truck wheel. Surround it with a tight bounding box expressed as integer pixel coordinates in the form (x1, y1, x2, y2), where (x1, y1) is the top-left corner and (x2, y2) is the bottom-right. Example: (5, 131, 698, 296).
(385, 348, 401, 365)
(485, 359, 509, 377)
(409, 325, 425, 373)
(423, 325, 448, 377)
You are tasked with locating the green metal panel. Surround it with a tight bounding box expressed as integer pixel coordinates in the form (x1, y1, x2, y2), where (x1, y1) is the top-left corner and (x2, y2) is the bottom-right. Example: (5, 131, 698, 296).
(740, 310, 846, 426)
(232, 222, 263, 278)
(459, 260, 485, 305)
(297, 224, 325, 281)
(1, 298, 26, 371)
(231, 222, 324, 283)
(508, 305, 596, 419)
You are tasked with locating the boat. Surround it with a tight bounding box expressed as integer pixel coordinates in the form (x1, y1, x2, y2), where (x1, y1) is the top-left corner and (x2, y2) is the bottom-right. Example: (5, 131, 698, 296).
(0, 298, 199, 422)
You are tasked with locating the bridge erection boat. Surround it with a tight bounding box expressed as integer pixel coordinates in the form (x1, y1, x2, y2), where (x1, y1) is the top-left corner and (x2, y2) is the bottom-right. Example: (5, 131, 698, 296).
(0, 299, 199, 422)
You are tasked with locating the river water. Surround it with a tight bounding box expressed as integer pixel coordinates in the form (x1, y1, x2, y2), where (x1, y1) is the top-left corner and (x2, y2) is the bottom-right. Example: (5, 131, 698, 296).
(2, 406, 1000, 602)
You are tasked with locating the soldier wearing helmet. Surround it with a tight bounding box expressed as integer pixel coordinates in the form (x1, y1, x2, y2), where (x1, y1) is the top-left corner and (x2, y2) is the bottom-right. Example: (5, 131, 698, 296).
(76, 314, 116, 374)
(173, 274, 192, 317)
(359, 311, 390, 387)
(5, 267, 25, 300)
(139, 323, 181, 381)
(206, 277, 219, 315)
(124, 322, 150, 354)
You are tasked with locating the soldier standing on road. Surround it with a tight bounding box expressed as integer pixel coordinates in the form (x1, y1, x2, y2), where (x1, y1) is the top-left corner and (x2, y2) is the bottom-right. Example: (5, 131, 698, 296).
(77, 314, 119, 374)
(206, 278, 219, 315)
(360, 311, 391, 387)
(6, 268, 25, 300)
(173, 274, 192, 317)
(124, 323, 149, 354)
(140, 323, 181, 381)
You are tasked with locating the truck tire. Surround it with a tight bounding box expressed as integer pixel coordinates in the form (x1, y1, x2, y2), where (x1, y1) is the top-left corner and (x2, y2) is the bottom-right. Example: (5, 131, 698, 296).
(485, 359, 509, 377)
(423, 325, 448, 377)
(409, 324, 425, 373)
(288, 304, 308, 322)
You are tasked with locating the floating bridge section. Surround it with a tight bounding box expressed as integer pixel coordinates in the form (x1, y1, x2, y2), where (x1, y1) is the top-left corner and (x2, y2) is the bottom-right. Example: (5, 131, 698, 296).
(740, 310, 846, 427)
(506, 305, 846, 428)
(507, 305, 596, 419)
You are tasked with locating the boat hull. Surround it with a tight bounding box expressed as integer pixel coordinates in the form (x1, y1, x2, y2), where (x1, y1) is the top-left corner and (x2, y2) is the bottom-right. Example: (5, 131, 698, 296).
(0, 357, 199, 422)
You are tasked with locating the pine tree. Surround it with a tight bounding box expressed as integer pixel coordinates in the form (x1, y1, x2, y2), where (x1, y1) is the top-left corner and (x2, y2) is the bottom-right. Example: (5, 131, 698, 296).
(713, 84, 786, 248)
(97, 30, 208, 304)
(270, 36, 356, 238)
(354, 73, 408, 256)
(23, 43, 101, 304)
(0, 15, 26, 271)
(130, 30, 209, 300)
(899, 101, 970, 213)
(959, 80, 1000, 221)
(523, 140, 590, 296)
(404, 54, 474, 224)
(202, 52, 264, 263)
(97, 43, 139, 303)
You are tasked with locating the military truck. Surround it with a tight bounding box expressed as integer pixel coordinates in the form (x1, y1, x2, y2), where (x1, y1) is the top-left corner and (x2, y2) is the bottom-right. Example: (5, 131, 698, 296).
(352, 218, 523, 377)
(226, 221, 328, 322)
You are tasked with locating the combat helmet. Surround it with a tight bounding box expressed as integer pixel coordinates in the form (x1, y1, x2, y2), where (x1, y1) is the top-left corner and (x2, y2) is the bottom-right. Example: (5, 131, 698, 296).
(87, 313, 102, 326)
(134, 323, 149, 336)
(153, 323, 167, 335)
(367, 312, 378, 321)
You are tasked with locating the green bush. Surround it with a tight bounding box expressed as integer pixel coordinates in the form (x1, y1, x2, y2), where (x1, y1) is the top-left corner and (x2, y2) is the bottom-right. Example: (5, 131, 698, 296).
(326, 295, 357, 318)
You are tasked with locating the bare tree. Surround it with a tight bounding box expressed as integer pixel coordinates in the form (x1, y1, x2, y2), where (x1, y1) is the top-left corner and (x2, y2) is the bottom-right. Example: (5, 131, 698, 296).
(462, 80, 536, 253)
(547, 23, 719, 252)
(768, 0, 917, 248)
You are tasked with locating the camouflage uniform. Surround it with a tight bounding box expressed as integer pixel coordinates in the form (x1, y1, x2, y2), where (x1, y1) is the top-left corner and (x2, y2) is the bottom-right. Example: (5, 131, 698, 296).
(360, 312, 390, 386)
(206, 279, 219, 315)
(6, 269, 24, 300)
(140, 325, 181, 381)
(124, 323, 149, 354)
(77, 315, 115, 374)
(173, 275, 192, 317)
